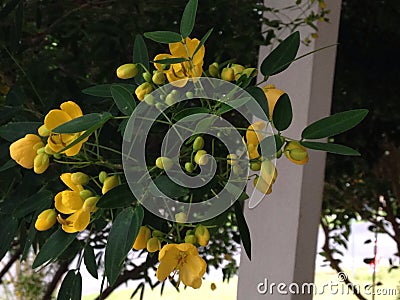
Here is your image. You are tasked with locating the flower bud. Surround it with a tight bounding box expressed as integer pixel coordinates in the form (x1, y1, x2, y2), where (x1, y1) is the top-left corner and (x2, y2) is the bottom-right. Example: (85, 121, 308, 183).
(221, 67, 235, 81)
(155, 156, 174, 170)
(284, 141, 309, 165)
(155, 102, 164, 111)
(34, 153, 49, 174)
(102, 175, 120, 194)
(208, 62, 219, 77)
(232, 164, 242, 175)
(227, 154, 238, 165)
(38, 125, 50, 137)
(185, 234, 197, 244)
(35, 209, 57, 231)
(185, 91, 194, 99)
(175, 212, 187, 224)
(185, 162, 195, 173)
(250, 161, 261, 171)
(142, 72, 152, 83)
(135, 82, 153, 101)
(194, 150, 209, 165)
(195, 225, 210, 247)
(36, 147, 45, 155)
(82, 196, 99, 212)
(71, 172, 90, 185)
(260, 159, 277, 185)
(80, 189, 93, 200)
(242, 68, 258, 78)
(152, 70, 166, 85)
(44, 144, 56, 155)
(133, 226, 151, 250)
(116, 63, 138, 79)
(193, 136, 204, 151)
(9, 134, 44, 169)
(152, 230, 163, 238)
(146, 237, 161, 253)
(99, 171, 107, 184)
(231, 64, 245, 80)
(144, 94, 156, 106)
(253, 176, 272, 195)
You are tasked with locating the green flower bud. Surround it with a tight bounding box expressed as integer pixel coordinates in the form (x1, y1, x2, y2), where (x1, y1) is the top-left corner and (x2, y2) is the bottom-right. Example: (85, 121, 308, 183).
(232, 164, 242, 175)
(185, 162, 195, 173)
(193, 136, 204, 151)
(38, 125, 50, 137)
(71, 172, 90, 185)
(146, 237, 161, 253)
(221, 67, 235, 81)
(194, 150, 209, 165)
(250, 161, 261, 171)
(152, 70, 166, 85)
(33, 153, 49, 174)
(152, 230, 163, 238)
(165, 93, 177, 106)
(36, 147, 45, 155)
(155, 156, 174, 170)
(82, 196, 99, 212)
(144, 94, 156, 106)
(185, 234, 197, 244)
(116, 63, 138, 79)
(99, 171, 107, 184)
(44, 144, 56, 155)
(185, 91, 194, 99)
(80, 189, 93, 200)
(208, 62, 219, 77)
(142, 72, 152, 83)
(155, 102, 164, 111)
(175, 212, 187, 224)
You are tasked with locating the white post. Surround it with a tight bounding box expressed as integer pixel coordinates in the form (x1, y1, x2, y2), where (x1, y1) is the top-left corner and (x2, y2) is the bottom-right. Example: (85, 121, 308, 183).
(237, 1, 342, 299)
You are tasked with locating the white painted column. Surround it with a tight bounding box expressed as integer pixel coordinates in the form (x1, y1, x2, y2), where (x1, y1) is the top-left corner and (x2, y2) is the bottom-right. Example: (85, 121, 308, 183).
(237, 1, 342, 299)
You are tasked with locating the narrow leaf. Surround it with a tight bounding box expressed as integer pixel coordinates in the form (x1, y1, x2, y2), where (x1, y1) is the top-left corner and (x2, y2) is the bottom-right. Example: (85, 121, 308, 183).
(96, 184, 137, 209)
(53, 112, 112, 134)
(301, 109, 368, 139)
(272, 93, 292, 131)
(144, 31, 182, 44)
(261, 31, 300, 76)
(301, 141, 360, 156)
(180, 0, 198, 38)
(192, 28, 213, 57)
(82, 84, 136, 98)
(258, 134, 284, 157)
(152, 176, 189, 199)
(57, 270, 82, 300)
(234, 201, 251, 260)
(0, 160, 17, 172)
(0, 215, 18, 261)
(111, 84, 136, 115)
(0, 122, 41, 142)
(84, 245, 98, 279)
(105, 206, 144, 286)
(32, 229, 78, 269)
(152, 57, 187, 65)
(133, 35, 149, 85)
(173, 107, 210, 121)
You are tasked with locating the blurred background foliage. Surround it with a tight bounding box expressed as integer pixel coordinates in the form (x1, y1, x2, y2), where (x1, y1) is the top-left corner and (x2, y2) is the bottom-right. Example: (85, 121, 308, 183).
(2, 0, 398, 299)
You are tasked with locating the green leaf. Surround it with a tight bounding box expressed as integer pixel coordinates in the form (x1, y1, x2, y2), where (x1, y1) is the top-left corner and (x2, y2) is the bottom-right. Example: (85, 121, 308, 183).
(301, 109, 369, 139)
(234, 201, 251, 260)
(258, 134, 284, 157)
(246, 86, 269, 121)
(32, 229, 78, 269)
(14, 190, 52, 218)
(133, 34, 149, 85)
(152, 175, 189, 199)
(84, 245, 98, 279)
(82, 84, 136, 98)
(105, 206, 144, 286)
(260, 31, 300, 76)
(216, 97, 252, 115)
(0, 160, 17, 172)
(57, 270, 82, 300)
(0, 214, 18, 261)
(173, 107, 210, 121)
(53, 112, 112, 134)
(272, 93, 292, 131)
(180, 0, 198, 38)
(55, 113, 113, 154)
(111, 84, 136, 115)
(144, 31, 182, 44)
(0, 122, 41, 142)
(152, 57, 187, 65)
(300, 141, 360, 156)
(192, 28, 213, 57)
(96, 184, 137, 209)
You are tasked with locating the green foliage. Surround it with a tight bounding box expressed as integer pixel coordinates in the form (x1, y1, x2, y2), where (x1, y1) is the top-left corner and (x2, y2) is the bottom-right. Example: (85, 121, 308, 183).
(97, 184, 137, 209)
(57, 270, 82, 300)
(272, 94, 292, 131)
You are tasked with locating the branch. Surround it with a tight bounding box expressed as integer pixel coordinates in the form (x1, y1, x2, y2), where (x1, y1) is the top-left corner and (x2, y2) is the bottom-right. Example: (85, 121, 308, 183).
(0, 248, 22, 284)
(42, 260, 71, 300)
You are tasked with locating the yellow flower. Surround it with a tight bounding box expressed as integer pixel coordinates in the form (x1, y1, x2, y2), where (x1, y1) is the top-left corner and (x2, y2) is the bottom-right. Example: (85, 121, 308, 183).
(154, 37, 205, 87)
(101, 175, 120, 194)
(133, 226, 151, 250)
(116, 63, 138, 79)
(35, 209, 57, 231)
(262, 84, 285, 120)
(44, 101, 89, 156)
(9, 134, 44, 169)
(245, 121, 265, 160)
(135, 82, 153, 101)
(54, 173, 95, 233)
(156, 243, 207, 289)
(284, 141, 309, 165)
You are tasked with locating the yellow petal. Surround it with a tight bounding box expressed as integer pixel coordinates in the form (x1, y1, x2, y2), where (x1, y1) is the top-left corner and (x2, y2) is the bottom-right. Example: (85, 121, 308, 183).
(180, 255, 207, 288)
(61, 190, 83, 211)
(9, 134, 43, 169)
(55, 192, 74, 214)
(60, 173, 83, 192)
(175, 243, 199, 255)
(133, 226, 151, 250)
(156, 245, 180, 281)
(66, 209, 90, 232)
(154, 54, 173, 71)
(64, 134, 89, 156)
(169, 40, 187, 58)
(60, 101, 83, 119)
(44, 110, 72, 131)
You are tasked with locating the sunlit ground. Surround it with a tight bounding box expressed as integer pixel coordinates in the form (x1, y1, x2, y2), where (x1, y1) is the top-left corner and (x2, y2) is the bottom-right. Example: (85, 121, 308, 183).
(82, 267, 400, 300)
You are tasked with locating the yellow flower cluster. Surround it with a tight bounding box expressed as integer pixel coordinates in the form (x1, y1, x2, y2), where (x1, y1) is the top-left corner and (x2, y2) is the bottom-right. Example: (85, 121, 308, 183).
(9, 101, 89, 175)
